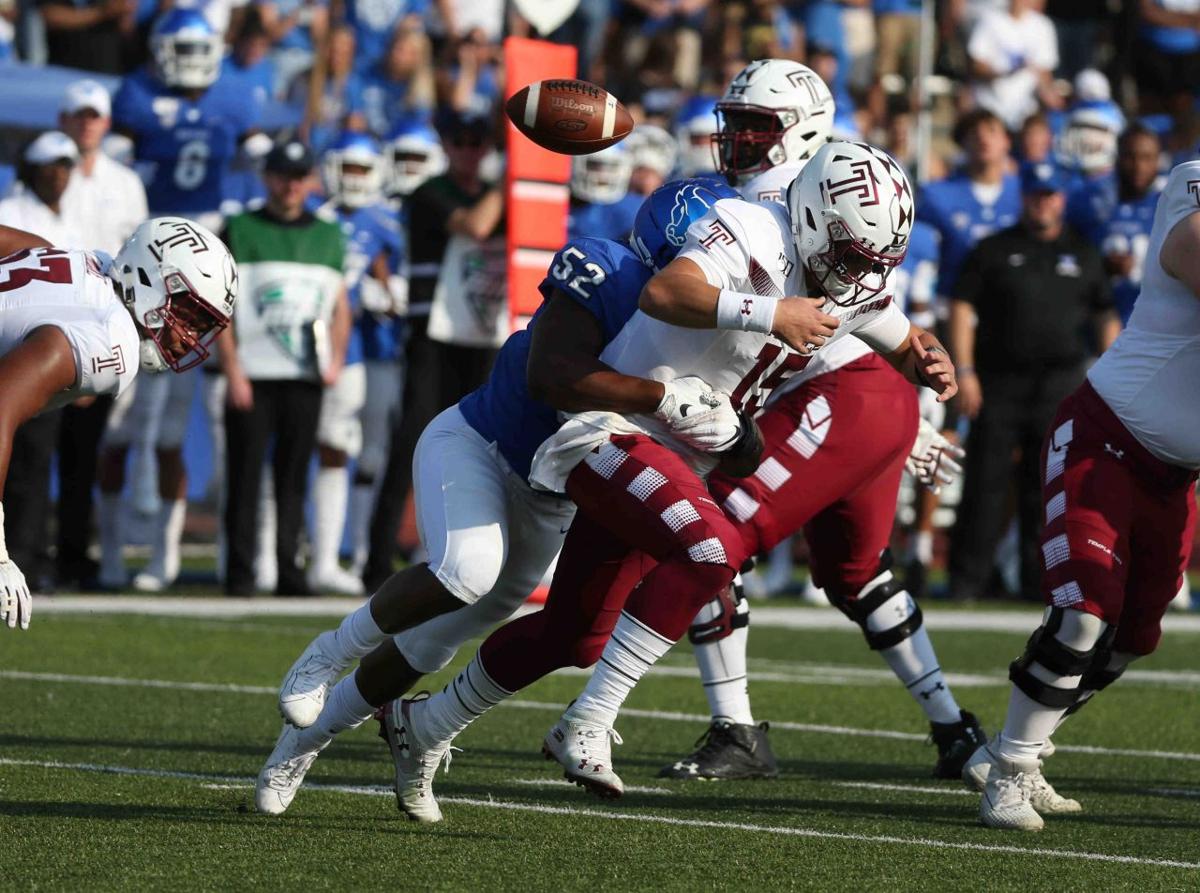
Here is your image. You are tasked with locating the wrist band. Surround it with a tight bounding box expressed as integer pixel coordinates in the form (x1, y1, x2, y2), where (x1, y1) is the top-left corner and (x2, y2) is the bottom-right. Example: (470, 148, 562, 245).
(716, 289, 777, 334)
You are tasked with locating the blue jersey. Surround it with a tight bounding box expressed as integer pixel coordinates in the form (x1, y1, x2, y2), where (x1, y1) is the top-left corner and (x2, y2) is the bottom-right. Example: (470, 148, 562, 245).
(345, 0, 431, 72)
(458, 237, 649, 481)
(1067, 175, 1161, 324)
(568, 195, 642, 243)
(114, 68, 260, 215)
(321, 200, 404, 365)
(917, 172, 1021, 296)
(348, 70, 432, 137)
(891, 219, 939, 317)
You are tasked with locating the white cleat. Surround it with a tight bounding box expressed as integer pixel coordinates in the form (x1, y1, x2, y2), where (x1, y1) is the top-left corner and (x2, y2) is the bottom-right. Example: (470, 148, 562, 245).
(308, 565, 366, 596)
(963, 737, 1080, 815)
(131, 571, 172, 592)
(278, 632, 347, 728)
(979, 754, 1045, 831)
(256, 723, 328, 815)
(377, 697, 457, 823)
(542, 714, 625, 799)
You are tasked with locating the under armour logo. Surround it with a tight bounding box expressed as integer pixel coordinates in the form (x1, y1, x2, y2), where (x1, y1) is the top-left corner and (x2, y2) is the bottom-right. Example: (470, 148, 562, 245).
(741, 299, 753, 316)
(919, 682, 945, 700)
(1104, 443, 1124, 459)
(675, 761, 700, 774)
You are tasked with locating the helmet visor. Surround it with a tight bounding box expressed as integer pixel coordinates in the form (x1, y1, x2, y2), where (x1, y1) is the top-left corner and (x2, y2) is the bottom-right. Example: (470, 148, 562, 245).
(715, 104, 784, 177)
(815, 219, 905, 306)
(149, 267, 229, 372)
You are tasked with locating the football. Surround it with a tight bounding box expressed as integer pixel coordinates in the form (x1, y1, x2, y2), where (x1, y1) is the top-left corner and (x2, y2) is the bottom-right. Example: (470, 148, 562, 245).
(505, 79, 635, 156)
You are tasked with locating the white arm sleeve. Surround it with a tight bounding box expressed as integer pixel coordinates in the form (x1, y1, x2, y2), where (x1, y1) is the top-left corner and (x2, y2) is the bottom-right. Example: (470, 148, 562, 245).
(851, 300, 912, 354)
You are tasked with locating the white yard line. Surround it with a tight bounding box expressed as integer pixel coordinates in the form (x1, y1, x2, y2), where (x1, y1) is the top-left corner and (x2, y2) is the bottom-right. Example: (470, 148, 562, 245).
(4, 669, 1199, 763)
(511, 777, 674, 795)
(0, 756, 1196, 871)
(30, 596, 1200, 633)
(831, 781, 974, 797)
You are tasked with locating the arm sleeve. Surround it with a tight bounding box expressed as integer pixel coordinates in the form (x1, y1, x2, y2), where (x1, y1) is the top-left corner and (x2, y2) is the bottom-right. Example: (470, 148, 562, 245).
(953, 245, 987, 307)
(674, 202, 753, 290)
(851, 299, 912, 354)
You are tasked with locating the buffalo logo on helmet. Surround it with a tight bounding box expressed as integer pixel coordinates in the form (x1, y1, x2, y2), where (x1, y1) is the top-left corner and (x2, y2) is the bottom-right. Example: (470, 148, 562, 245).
(665, 183, 722, 247)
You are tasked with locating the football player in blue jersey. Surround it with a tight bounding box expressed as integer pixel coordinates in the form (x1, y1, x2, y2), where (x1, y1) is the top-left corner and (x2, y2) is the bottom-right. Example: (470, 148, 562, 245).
(1067, 123, 1164, 325)
(98, 8, 265, 592)
(567, 142, 642, 242)
(917, 109, 1021, 300)
(383, 117, 446, 207)
(301, 132, 406, 594)
(255, 178, 739, 816)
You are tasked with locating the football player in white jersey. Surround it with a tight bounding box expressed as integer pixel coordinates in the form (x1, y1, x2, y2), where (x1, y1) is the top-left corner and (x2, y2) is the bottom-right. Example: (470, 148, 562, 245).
(664, 60, 981, 785)
(0, 217, 237, 630)
(963, 159, 1200, 831)
(376, 141, 960, 819)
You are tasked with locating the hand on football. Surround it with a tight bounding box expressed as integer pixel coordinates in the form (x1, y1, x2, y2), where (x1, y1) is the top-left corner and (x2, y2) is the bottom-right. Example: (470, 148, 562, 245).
(911, 334, 957, 402)
(0, 559, 32, 631)
(905, 417, 965, 495)
(655, 376, 741, 452)
(772, 297, 839, 355)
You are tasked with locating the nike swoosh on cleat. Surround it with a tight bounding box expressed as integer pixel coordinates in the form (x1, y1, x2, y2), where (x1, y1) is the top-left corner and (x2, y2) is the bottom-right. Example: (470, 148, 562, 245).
(679, 404, 692, 417)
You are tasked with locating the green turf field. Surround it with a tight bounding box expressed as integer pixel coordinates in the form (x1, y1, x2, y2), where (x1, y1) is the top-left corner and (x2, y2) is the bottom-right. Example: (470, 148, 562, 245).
(2, 605, 1198, 891)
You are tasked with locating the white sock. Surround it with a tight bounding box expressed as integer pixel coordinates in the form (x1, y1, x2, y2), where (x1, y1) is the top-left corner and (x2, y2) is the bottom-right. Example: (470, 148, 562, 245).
(411, 654, 513, 745)
(879, 625, 962, 724)
(255, 475, 277, 589)
(692, 595, 754, 724)
(349, 481, 375, 573)
(312, 466, 349, 575)
(310, 673, 376, 746)
(997, 685, 1076, 764)
(568, 612, 675, 728)
(144, 499, 185, 582)
(98, 492, 125, 583)
(912, 530, 934, 565)
(327, 603, 386, 664)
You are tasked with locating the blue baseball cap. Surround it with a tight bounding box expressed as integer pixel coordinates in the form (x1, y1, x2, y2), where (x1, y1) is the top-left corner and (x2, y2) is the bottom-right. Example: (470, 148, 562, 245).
(1020, 161, 1068, 195)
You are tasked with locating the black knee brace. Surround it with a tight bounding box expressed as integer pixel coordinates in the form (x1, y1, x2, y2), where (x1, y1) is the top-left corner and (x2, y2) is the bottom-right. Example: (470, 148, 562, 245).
(834, 551, 924, 651)
(687, 580, 749, 645)
(1008, 608, 1104, 709)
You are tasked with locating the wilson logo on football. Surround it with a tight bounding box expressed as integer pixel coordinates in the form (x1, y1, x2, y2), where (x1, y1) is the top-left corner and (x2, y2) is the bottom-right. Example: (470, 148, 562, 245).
(550, 96, 597, 116)
(824, 160, 880, 208)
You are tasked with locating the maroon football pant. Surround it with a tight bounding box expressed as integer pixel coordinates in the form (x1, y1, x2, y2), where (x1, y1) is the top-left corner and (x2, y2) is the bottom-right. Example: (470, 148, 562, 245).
(708, 354, 918, 600)
(478, 434, 746, 691)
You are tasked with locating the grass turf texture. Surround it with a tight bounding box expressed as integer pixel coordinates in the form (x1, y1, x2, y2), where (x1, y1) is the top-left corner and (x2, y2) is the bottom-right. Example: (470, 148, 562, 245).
(1, 609, 1198, 891)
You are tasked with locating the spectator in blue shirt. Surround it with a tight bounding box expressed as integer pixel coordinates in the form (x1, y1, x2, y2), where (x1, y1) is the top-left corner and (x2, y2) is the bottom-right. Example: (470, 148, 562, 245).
(344, 0, 429, 74)
(222, 8, 276, 105)
(1134, 0, 1200, 115)
(348, 23, 435, 137)
(259, 0, 328, 97)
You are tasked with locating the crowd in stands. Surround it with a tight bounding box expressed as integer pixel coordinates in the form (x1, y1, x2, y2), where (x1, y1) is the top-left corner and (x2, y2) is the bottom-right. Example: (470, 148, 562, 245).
(0, 0, 1197, 603)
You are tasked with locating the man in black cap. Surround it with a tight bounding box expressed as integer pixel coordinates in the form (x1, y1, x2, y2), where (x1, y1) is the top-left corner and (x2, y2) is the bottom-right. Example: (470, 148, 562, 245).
(948, 161, 1120, 602)
(216, 138, 351, 595)
(364, 109, 506, 590)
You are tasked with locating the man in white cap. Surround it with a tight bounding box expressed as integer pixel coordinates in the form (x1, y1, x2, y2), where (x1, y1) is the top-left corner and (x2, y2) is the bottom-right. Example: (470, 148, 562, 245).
(0, 132, 83, 249)
(60, 79, 148, 258)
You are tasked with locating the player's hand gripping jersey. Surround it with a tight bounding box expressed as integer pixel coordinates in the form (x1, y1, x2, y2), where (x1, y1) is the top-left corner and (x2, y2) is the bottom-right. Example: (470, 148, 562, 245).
(0, 247, 139, 409)
(530, 196, 911, 491)
(1087, 161, 1200, 469)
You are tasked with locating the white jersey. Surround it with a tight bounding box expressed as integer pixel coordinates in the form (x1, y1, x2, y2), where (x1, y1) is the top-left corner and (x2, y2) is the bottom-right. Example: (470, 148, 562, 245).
(528, 197, 910, 491)
(738, 162, 876, 387)
(1088, 161, 1200, 469)
(0, 247, 140, 411)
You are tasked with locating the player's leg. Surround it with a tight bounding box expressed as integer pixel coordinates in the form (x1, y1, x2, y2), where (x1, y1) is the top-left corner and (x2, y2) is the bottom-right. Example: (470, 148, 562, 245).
(132, 369, 195, 591)
(96, 382, 141, 588)
(350, 359, 401, 575)
(200, 371, 228, 582)
(224, 379, 272, 595)
(272, 381, 324, 595)
(55, 395, 112, 587)
(310, 364, 367, 595)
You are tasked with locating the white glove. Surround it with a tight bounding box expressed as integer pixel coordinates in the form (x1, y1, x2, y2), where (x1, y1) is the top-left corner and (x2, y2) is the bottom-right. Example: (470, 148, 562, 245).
(360, 276, 394, 314)
(654, 376, 741, 452)
(0, 559, 31, 631)
(905, 416, 965, 495)
(388, 274, 409, 316)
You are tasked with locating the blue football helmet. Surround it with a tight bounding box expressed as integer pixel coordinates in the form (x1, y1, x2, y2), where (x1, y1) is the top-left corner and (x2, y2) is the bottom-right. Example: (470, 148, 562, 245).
(150, 9, 223, 90)
(630, 177, 739, 271)
(384, 118, 446, 196)
(322, 131, 384, 209)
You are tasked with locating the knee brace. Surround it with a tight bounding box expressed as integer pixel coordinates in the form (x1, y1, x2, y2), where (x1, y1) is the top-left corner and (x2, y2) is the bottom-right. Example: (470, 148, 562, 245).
(687, 575, 749, 645)
(1064, 649, 1131, 717)
(834, 553, 924, 651)
(1009, 607, 1111, 709)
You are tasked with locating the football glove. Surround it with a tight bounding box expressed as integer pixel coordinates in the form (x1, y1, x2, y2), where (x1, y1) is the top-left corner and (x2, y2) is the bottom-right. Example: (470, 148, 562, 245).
(905, 417, 965, 495)
(655, 376, 741, 453)
(0, 559, 31, 631)
(716, 410, 764, 478)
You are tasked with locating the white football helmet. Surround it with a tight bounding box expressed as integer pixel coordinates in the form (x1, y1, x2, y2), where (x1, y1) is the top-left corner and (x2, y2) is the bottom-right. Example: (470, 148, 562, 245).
(673, 95, 719, 176)
(571, 143, 634, 205)
(384, 120, 447, 197)
(626, 124, 678, 178)
(1056, 106, 1123, 176)
(716, 59, 835, 185)
(112, 217, 237, 372)
(786, 141, 913, 307)
(150, 9, 223, 91)
(322, 131, 384, 209)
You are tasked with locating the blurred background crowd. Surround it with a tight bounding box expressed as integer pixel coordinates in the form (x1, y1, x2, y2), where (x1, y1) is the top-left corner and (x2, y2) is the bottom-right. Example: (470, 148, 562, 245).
(0, 0, 1197, 607)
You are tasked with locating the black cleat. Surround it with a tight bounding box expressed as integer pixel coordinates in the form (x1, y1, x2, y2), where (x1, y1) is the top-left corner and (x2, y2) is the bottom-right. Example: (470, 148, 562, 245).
(929, 709, 986, 779)
(657, 720, 779, 780)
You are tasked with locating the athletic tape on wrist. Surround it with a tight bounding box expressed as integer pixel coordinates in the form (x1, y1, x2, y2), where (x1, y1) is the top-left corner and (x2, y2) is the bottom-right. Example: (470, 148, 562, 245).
(716, 289, 777, 334)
